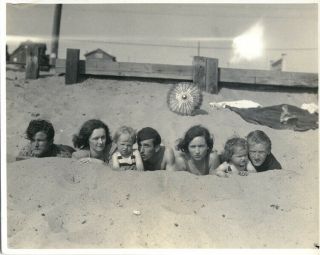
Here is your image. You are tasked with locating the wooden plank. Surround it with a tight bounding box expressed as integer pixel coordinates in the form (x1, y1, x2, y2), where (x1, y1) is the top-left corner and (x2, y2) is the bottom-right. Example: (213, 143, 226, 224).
(219, 68, 318, 88)
(65, 49, 80, 85)
(55, 58, 318, 88)
(56, 59, 193, 80)
(192, 56, 206, 91)
(25, 45, 39, 79)
(205, 58, 219, 94)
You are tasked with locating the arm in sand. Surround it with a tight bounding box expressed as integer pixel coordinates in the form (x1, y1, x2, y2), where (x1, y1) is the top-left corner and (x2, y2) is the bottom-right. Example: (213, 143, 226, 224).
(112, 153, 121, 170)
(164, 147, 175, 171)
(72, 150, 104, 164)
(212, 161, 230, 178)
(246, 160, 257, 173)
(133, 150, 144, 171)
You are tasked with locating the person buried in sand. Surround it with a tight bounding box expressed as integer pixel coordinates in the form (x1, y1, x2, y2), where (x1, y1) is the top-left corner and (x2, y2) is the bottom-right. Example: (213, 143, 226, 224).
(16, 119, 75, 161)
(246, 130, 282, 172)
(112, 126, 144, 171)
(136, 127, 175, 171)
(212, 137, 255, 177)
(72, 119, 117, 164)
(175, 125, 220, 175)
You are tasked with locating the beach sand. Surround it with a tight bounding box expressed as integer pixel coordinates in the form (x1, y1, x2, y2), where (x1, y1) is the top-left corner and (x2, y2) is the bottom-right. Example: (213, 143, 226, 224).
(5, 68, 319, 248)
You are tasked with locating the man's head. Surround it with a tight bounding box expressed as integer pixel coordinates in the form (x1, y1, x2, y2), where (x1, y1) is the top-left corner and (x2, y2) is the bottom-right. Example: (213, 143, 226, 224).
(247, 130, 271, 167)
(26, 119, 55, 157)
(137, 127, 161, 161)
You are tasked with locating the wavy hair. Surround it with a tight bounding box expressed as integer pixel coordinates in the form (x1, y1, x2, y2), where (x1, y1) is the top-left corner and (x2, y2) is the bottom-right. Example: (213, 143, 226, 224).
(26, 119, 55, 141)
(72, 119, 112, 149)
(176, 125, 213, 153)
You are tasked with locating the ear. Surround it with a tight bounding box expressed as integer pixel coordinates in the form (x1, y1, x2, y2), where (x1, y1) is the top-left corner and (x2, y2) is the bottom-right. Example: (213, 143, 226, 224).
(154, 144, 160, 153)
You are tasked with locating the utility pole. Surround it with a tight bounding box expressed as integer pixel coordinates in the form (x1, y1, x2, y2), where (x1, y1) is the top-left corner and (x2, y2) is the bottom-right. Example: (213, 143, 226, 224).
(50, 4, 62, 66)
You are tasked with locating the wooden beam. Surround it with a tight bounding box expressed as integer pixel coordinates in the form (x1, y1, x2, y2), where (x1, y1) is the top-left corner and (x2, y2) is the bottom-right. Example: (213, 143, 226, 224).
(219, 68, 318, 88)
(205, 58, 219, 94)
(25, 45, 39, 79)
(55, 58, 318, 89)
(65, 49, 80, 85)
(57, 59, 193, 80)
(192, 56, 206, 91)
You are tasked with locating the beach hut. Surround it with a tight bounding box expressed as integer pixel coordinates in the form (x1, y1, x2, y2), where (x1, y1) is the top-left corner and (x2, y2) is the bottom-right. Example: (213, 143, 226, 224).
(84, 48, 116, 62)
(9, 41, 50, 70)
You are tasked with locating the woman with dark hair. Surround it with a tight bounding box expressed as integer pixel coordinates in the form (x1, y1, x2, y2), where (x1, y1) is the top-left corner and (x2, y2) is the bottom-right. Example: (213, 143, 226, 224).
(72, 119, 116, 164)
(17, 119, 75, 160)
(175, 125, 220, 175)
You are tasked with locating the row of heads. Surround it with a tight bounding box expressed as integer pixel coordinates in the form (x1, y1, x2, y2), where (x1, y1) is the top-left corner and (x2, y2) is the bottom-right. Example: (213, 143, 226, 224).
(25, 119, 272, 153)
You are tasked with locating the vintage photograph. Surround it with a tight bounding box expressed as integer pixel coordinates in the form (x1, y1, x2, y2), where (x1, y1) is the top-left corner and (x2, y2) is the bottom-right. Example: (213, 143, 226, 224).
(2, 1, 319, 252)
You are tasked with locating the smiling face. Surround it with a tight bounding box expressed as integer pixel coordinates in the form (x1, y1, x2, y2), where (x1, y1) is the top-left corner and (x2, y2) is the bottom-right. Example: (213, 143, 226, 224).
(30, 131, 52, 157)
(248, 142, 269, 167)
(188, 136, 208, 161)
(117, 133, 134, 157)
(89, 128, 106, 153)
(230, 146, 248, 171)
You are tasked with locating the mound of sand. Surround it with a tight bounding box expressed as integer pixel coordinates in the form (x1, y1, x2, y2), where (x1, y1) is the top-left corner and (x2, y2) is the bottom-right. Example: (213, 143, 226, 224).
(7, 157, 317, 248)
(5, 69, 319, 248)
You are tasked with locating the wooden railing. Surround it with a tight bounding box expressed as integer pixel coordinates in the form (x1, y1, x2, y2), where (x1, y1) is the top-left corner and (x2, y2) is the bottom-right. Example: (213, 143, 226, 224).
(25, 47, 318, 94)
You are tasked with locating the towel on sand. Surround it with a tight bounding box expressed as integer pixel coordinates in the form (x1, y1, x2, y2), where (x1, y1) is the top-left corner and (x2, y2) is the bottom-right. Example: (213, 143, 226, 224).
(227, 104, 318, 131)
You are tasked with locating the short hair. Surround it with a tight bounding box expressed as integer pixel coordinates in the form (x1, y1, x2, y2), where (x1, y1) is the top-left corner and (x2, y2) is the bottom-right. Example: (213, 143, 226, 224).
(113, 126, 136, 144)
(137, 127, 162, 147)
(26, 119, 55, 141)
(176, 125, 213, 153)
(72, 119, 112, 149)
(222, 137, 248, 162)
(246, 130, 272, 152)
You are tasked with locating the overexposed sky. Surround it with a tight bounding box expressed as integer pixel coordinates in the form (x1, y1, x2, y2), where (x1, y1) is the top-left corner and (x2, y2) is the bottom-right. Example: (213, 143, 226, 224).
(6, 3, 318, 72)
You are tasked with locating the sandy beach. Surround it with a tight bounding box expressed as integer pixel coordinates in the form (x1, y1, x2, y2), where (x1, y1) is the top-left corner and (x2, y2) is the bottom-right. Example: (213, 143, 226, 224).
(5, 68, 319, 248)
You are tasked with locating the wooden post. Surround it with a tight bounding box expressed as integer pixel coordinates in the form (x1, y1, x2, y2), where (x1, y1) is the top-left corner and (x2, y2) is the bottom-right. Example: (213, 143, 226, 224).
(25, 44, 40, 79)
(193, 56, 206, 91)
(50, 4, 62, 66)
(205, 58, 219, 94)
(65, 48, 80, 85)
(193, 56, 219, 94)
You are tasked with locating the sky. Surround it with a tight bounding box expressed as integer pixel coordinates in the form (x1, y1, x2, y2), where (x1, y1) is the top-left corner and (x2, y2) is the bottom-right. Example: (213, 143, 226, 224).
(6, 2, 318, 72)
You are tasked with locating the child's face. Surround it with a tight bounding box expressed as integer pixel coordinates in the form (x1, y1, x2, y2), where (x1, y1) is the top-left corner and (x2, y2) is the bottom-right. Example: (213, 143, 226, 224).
(248, 142, 269, 167)
(230, 146, 248, 171)
(117, 134, 134, 157)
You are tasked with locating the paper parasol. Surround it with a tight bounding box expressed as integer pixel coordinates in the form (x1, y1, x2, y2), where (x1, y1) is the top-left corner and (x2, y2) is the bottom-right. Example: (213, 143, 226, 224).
(167, 82, 203, 116)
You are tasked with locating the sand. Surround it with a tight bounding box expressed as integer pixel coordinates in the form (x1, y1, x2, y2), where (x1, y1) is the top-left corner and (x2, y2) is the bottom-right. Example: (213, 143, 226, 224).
(5, 68, 319, 248)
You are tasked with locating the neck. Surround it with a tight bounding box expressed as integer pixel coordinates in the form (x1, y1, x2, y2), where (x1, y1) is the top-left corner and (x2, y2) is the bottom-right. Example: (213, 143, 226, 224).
(90, 148, 104, 159)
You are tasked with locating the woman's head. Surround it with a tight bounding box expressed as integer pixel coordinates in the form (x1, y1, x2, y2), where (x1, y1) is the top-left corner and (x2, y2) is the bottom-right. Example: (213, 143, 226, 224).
(113, 126, 136, 157)
(26, 119, 55, 157)
(222, 137, 248, 169)
(72, 119, 112, 150)
(177, 125, 213, 161)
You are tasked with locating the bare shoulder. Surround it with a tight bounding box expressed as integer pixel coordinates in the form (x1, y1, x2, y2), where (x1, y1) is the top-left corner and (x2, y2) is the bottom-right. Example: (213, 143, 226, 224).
(209, 150, 220, 169)
(72, 149, 90, 159)
(174, 153, 187, 171)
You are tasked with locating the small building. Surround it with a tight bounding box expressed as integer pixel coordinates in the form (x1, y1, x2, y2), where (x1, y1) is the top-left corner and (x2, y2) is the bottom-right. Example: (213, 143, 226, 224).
(84, 48, 116, 62)
(8, 41, 49, 70)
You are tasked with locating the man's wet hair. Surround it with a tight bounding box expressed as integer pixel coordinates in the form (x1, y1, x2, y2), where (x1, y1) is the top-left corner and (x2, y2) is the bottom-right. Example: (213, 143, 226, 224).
(26, 119, 55, 141)
(137, 127, 161, 147)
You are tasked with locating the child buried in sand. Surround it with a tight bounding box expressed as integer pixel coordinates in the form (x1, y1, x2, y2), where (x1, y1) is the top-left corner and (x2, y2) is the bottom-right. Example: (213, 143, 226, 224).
(112, 126, 144, 171)
(212, 137, 255, 177)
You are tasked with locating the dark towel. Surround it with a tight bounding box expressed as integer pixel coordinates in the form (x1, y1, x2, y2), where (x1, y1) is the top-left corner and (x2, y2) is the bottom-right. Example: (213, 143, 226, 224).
(226, 104, 318, 131)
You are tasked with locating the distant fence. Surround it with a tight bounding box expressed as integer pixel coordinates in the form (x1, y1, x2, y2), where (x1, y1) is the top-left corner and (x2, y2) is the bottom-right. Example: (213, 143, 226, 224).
(26, 46, 318, 94)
